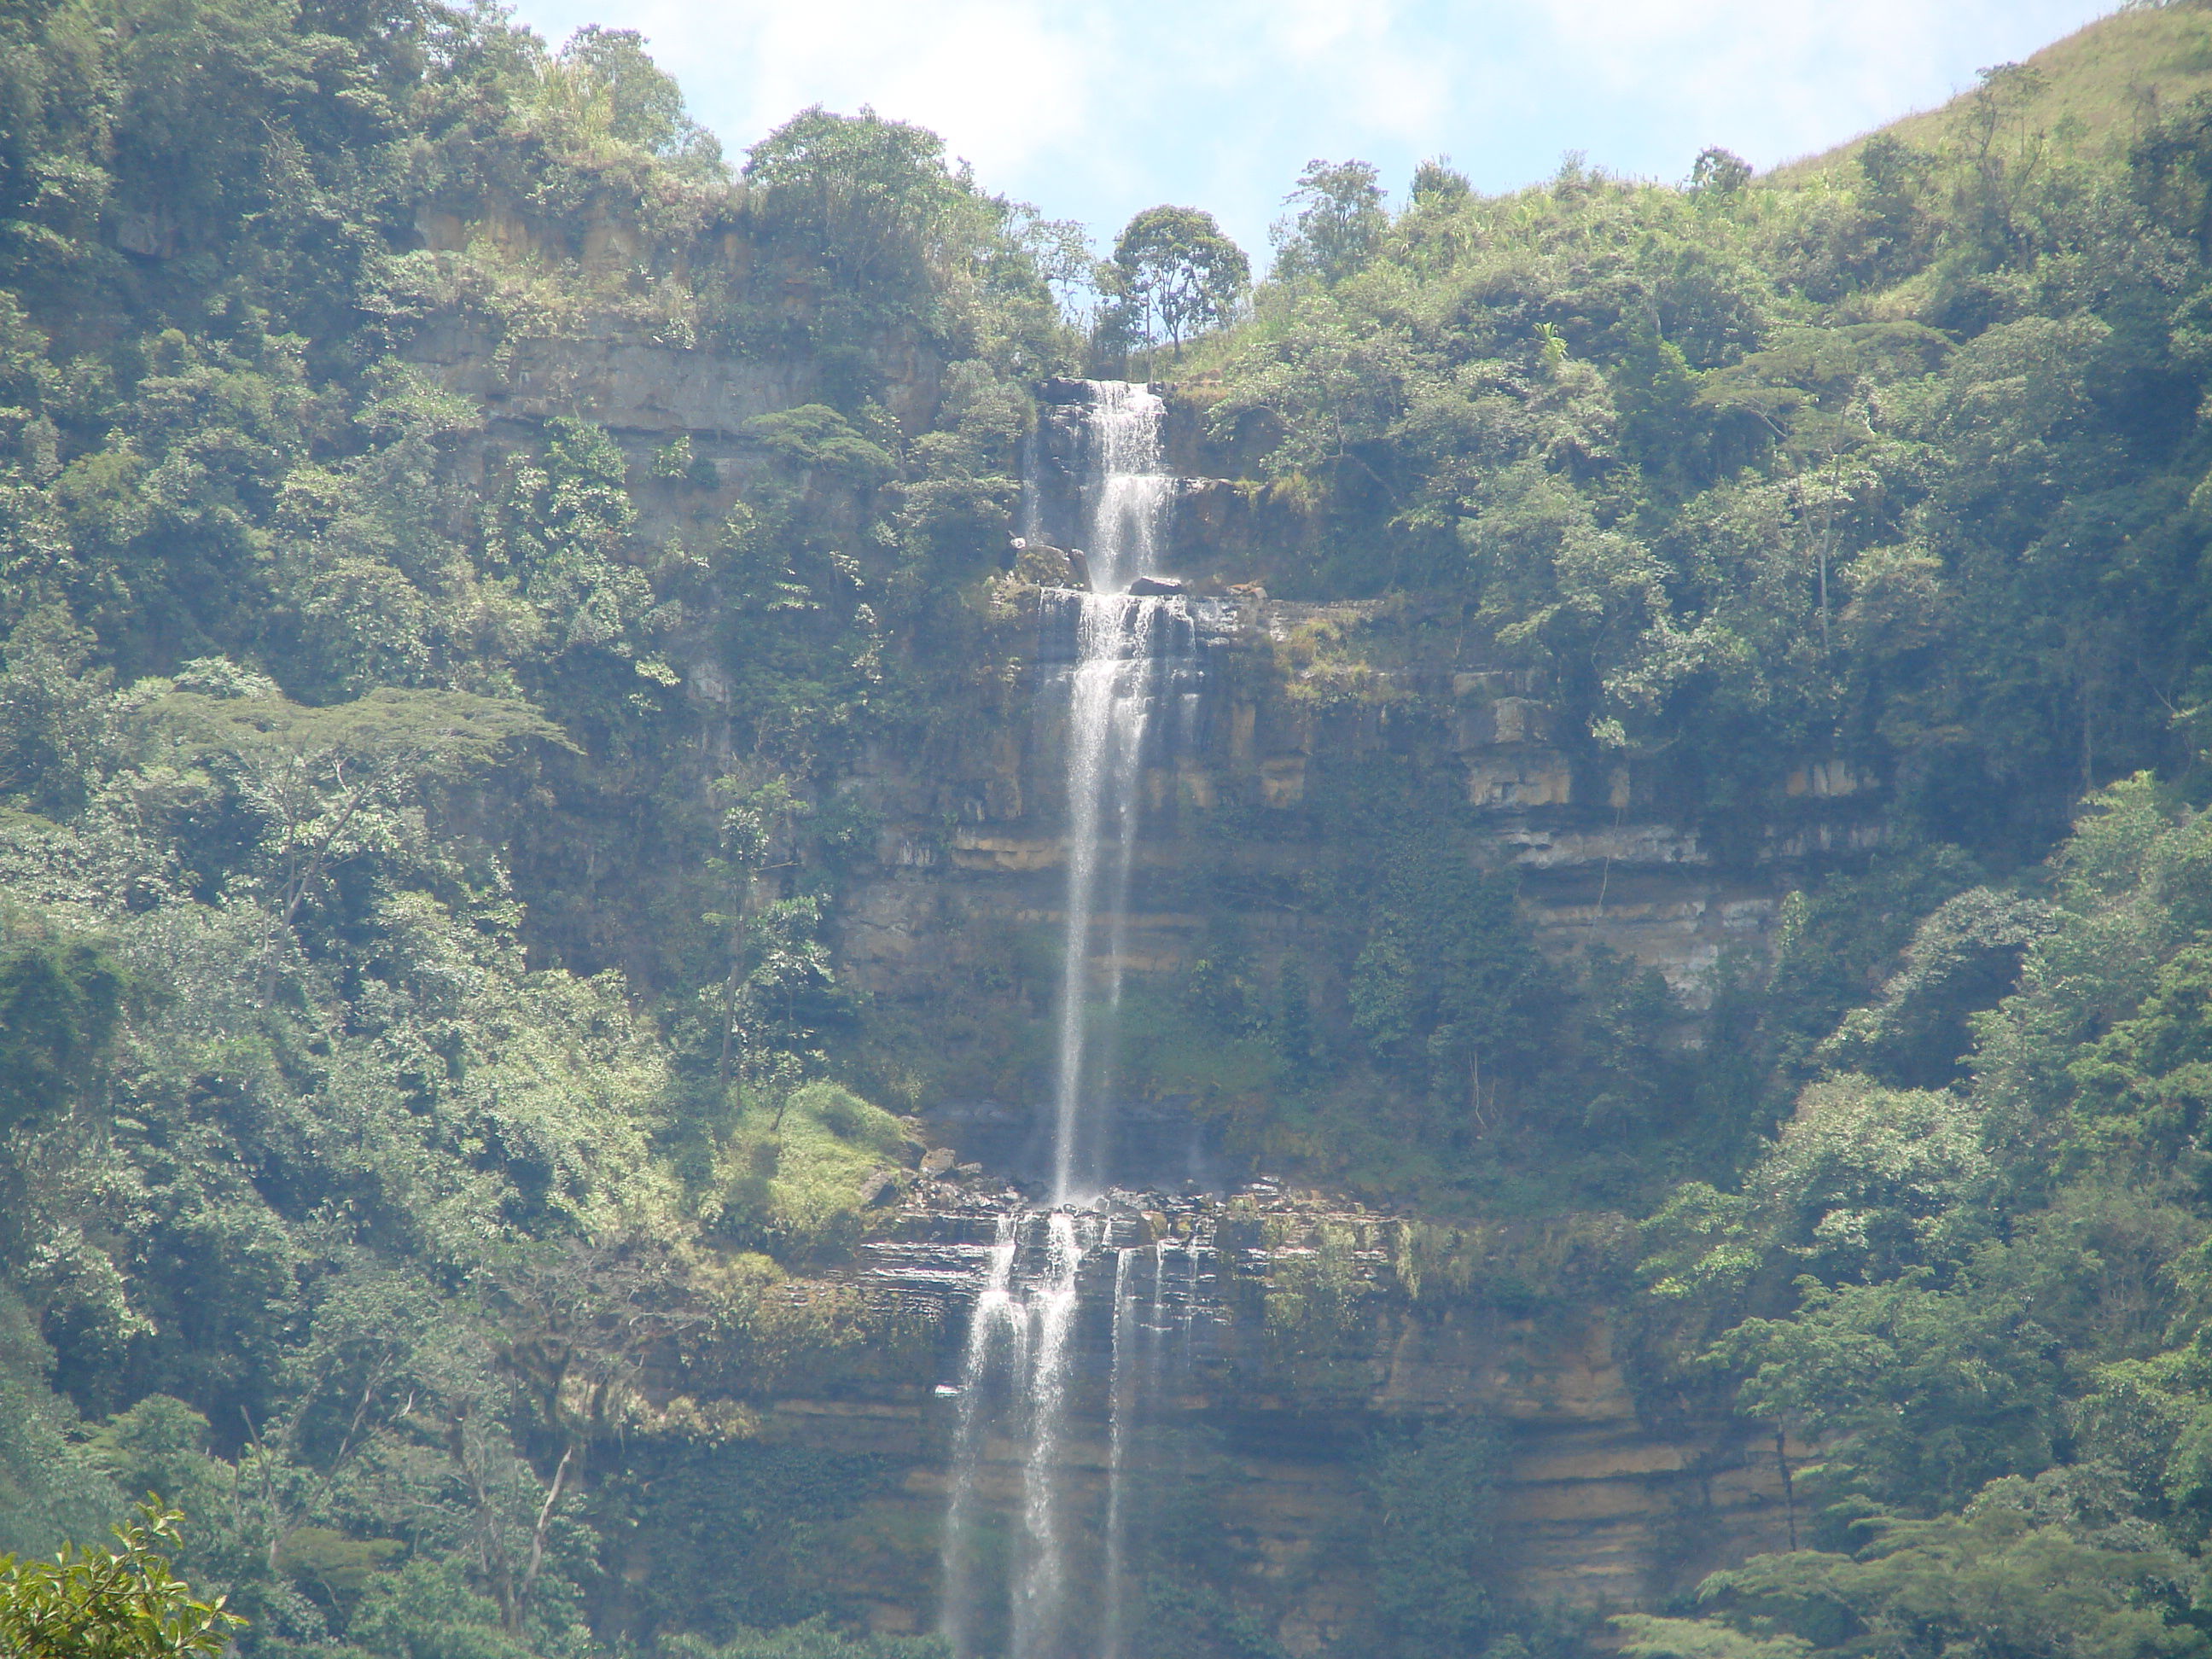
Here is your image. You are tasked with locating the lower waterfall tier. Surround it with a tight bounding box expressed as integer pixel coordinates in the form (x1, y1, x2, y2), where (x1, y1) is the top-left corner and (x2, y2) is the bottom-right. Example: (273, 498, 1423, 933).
(716, 1182, 1801, 1656)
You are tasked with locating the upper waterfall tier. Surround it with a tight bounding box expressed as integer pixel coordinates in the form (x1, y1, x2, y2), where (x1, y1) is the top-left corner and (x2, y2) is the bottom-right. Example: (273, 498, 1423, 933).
(1039, 381, 1199, 1206)
(1026, 379, 1183, 590)
(1080, 381, 1172, 594)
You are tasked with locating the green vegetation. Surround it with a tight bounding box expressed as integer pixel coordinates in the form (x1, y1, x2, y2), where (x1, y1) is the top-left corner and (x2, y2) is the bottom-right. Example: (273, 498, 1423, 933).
(1062, 7, 2212, 1218)
(1137, 7, 2212, 1647)
(1610, 777, 2212, 1656)
(1188, 94, 2209, 849)
(1097, 205, 1249, 359)
(0, 0, 1056, 1648)
(9, 0, 2212, 1650)
(0, 1504, 242, 1659)
(1776, 3, 2212, 183)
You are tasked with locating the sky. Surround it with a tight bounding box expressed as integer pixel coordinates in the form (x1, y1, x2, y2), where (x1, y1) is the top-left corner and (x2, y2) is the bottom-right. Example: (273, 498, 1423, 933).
(503, 0, 2120, 264)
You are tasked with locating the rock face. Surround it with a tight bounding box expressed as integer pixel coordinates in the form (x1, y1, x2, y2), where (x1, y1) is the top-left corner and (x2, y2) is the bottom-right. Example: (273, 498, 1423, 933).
(830, 382, 1880, 1077)
(829, 580, 1880, 1190)
(403, 323, 1851, 1643)
(723, 379, 1842, 1643)
(763, 1188, 1800, 1648)
(835, 588, 1830, 1004)
(409, 326, 1881, 1088)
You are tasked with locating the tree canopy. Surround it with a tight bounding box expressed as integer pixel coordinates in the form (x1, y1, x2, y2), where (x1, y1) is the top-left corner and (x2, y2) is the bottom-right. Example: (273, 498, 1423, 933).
(0, 1505, 242, 1659)
(6, 2, 2212, 1655)
(1105, 204, 1249, 353)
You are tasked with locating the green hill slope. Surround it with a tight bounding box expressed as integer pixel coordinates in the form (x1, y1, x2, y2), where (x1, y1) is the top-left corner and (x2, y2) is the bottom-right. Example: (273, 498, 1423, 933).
(1773, 0, 2212, 179)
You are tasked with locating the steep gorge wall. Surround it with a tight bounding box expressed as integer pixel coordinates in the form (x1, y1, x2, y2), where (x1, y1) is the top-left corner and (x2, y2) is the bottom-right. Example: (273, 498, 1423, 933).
(408, 329, 1847, 1637)
(839, 585, 1877, 1010)
(734, 1192, 1803, 1645)
(828, 392, 1887, 1178)
(406, 311, 1880, 1037)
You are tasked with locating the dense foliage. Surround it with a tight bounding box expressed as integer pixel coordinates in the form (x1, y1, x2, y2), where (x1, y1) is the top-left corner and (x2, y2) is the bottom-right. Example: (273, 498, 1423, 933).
(0, 1504, 242, 1659)
(0, 0, 1061, 1650)
(1191, 74, 2212, 853)
(1137, 56, 2212, 1653)
(1057, 56, 2212, 1218)
(11, 0, 2212, 1650)
(1612, 776, 2212, 1657)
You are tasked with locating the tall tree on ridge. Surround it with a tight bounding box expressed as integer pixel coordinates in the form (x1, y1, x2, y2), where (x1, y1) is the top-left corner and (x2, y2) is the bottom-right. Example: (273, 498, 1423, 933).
(1272, 157, 1387, 284)
(1108, 204, 1249, 355)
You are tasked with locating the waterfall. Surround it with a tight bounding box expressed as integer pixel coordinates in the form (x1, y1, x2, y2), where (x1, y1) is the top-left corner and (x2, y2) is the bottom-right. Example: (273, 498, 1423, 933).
(1180, 1243, 1204, 1372)
(1102, 1247, 1135, 1659)
(1049, 380, 1185, 1202)
(1048, 595, 1191, 1201)
(1149, 1239, 1171, 1394)
(1013, 1213, 1086, 1656)
(940, 1216, 1022, 1658)
(939, 382, 1197, 1659)
(1081, 381, 1173, 595)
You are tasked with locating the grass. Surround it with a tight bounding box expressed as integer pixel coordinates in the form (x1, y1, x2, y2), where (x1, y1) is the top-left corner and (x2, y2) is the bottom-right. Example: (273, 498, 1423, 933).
(1773, 1, 2212, 182)
(712, 1080, 914, 1258)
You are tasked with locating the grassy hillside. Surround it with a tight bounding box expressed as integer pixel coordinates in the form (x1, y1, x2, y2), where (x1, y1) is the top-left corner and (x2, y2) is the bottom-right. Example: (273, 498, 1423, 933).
(1773, 0, 2212, 180)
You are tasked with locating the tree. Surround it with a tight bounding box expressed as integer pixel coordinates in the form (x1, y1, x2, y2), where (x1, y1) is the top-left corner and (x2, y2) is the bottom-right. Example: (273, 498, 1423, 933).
(704, 771, 806, 1089)
(0, 1504, 243, 1659)
(1204, 294, 1413, 481)
(1272, 158, 1387, 284)
(1621, 1469, 2212, 1659)
(1107, 205, 1248, 353)
(476, 1241, 707, 1636)
(147, 683, 565, 999)
(492, 417, 655, 663)
(0, 926, 121, 1136)
(1409, 158, 1470, 210)
(1369, 1421, 1502, 1658)
(546, 27, 721, 168)
(1689, 147, 1753, 198)
(744, 107, 968, 317)
(1015, 213, 1097, 320)
(1818, 890, 2055, 1088)
(2132, 90, 2212, 260)
(1719, 1271, 2064, 1516)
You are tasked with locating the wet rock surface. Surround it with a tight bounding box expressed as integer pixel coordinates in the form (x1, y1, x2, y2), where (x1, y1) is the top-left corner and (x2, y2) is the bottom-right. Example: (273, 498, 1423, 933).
(770, 1176, 1797, 1649)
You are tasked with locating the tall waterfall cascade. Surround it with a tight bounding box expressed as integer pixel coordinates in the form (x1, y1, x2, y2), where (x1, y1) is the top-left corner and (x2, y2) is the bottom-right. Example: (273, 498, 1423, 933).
(1045, 590, 1199, 1202)
(935, 383, 1214, 1658)
(934, 1209, 1219, 1659)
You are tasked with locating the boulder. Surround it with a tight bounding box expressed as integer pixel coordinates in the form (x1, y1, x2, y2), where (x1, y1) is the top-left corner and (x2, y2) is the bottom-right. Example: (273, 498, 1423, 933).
(857, 1170, 903, 1207)
(1128, 574, 1186, 597)
(1011, 540, 1077, 588)
(919, 1147, 958, 1178)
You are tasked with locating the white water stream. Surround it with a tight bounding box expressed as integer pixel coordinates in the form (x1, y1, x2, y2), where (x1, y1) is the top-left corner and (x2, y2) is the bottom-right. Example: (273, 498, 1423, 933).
(1102, 1247, 1136, 1659)
(940, 1216, 1022, 1659)
(937, 382, 1201, 1658)
(1012, 1212, 1085, 1655)
(1050, 380, 1188, 1204)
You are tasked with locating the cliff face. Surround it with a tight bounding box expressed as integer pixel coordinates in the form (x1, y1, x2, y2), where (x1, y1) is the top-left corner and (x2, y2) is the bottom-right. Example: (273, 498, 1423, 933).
(739, 1190, 1801, 1648)
(406, 299, 1880, 1051)
(824, 387, 1883, 1187)
(408, 327, 1853, 1639)
(837, 584, 1870, 1001)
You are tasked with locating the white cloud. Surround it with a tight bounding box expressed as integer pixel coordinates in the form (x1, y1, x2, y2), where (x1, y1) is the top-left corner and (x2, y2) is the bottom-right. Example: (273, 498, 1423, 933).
(546, 0, 1092, 180)
(507, 0, 2120, 255)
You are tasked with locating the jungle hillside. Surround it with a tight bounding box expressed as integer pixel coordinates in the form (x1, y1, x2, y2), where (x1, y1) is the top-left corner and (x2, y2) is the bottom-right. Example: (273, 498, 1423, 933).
(8, 0, 2212, 1654)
